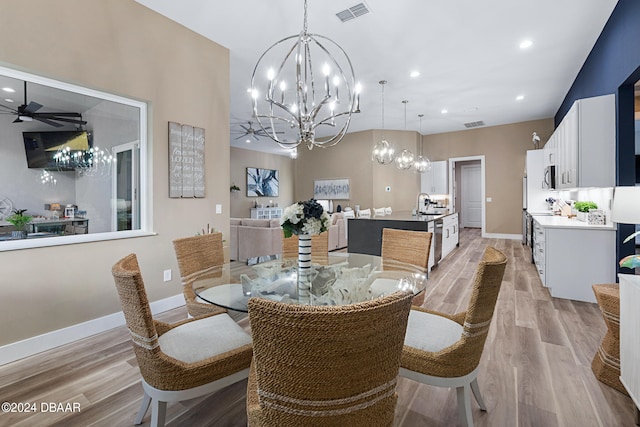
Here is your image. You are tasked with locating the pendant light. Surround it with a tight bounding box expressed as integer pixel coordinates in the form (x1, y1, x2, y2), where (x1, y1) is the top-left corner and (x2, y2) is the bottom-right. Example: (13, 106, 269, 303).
(413, 114, 431, 173)
(372, 80, 395, 164)
(394, 100, 414, 170)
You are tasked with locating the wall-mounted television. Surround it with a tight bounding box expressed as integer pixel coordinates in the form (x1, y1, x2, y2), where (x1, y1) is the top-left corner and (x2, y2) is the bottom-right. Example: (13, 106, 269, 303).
(23, 130, 92, 170)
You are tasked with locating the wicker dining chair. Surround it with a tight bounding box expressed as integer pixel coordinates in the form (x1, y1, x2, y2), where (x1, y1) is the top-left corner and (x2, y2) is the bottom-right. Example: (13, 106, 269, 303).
(400, 246, 507, 427)
(173, 233, 227, 317)
(381, 228, 433, 306)
(112, 253, 253, 427)
(246, 291, 414, 427)
(281, 230, 329, 265)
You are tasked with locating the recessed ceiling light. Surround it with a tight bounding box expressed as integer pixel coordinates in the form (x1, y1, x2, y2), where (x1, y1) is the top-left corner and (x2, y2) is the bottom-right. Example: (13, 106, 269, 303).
(519, 39, 533, 49)
(2, 87, 15, 93)
(516, 95, 525, 101)
(245, 139, 251, 143)
(4, 98, 13, 103)
(441, 109, 448, 114)
(410, 70, 420, 78)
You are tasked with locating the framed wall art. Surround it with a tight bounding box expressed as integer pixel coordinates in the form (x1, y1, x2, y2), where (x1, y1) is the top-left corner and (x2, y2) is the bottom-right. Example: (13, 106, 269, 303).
(247, 167, 279, 197)
(314, 178, 350, 200)
(169, 121, 205, 198)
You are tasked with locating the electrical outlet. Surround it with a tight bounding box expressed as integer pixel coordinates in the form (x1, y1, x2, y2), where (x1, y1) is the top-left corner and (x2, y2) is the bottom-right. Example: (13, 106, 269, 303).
(163, 269, 171, 282)
(486, 197, 492, 202)
(215, 204, 222, 214)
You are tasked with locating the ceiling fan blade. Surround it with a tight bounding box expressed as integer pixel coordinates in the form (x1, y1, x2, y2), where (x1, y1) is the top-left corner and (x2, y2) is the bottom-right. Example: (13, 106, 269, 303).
(23, 101, 43, 114)
(239, 125, 251, 132)
(33, 116, 64, 127)
(0, 104, 17, 113)
(252, 134, 259, 141)
(234, 134, 248, 140)
(35, 112, 83, 117)
(41, 116, 87, 125)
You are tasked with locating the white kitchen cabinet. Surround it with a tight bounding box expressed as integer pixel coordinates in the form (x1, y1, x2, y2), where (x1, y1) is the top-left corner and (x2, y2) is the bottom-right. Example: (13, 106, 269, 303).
(551, 94, 615, 189)
(250, 207, 282, 219)
(619, 274, 640, 417)
(532, 217, 616, 303)
(420, 161, 448, 195)
(441, 212, 459, 260)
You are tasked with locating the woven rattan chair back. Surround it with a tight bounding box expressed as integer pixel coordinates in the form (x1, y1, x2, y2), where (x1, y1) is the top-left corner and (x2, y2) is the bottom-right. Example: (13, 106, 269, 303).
(247, 292, 414, 427)
(381, 228, 432, 306)
(173, 233, 225, 317)
(281, 231, 329, 265)
(402, 246, 507, 379)
(381, 228, 432, 272)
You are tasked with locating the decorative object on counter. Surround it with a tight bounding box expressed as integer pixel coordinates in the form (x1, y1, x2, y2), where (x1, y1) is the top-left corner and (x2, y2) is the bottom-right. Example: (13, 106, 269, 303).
(250, 0, 360, 150)
(611, 186, 640, 268)
(372, 80, 396, 165)
(574, 201, 598, 222)
(0, 197, 13, 220)
(230, 184, 241, 193)
(587, 209, 606, 225)
(168, 121, 205, 198)
(532, 131, 541, 149)
(6, 209, 32, 239)
(545, 197, 556, 211)
(247, 167, 278, 197)
(281, 199, 331, 301)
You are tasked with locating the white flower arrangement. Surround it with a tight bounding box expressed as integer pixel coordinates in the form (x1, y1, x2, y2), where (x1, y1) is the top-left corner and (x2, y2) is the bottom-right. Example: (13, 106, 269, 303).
(281, 199, 331, 237)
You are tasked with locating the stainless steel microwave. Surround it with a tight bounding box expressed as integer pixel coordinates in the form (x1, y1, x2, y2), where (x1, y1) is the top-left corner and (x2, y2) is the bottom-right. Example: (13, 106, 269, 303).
(543, 165, 556, 189)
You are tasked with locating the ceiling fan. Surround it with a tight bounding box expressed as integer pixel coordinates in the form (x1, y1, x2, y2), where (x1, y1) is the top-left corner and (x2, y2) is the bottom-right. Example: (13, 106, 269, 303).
(231, 120, 283, 142)
(0, 81, 87, 128)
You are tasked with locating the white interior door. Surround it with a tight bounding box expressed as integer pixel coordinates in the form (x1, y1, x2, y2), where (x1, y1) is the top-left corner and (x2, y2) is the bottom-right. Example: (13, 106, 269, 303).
(461, 164, 482, 228)
(112, 142, 139, 231)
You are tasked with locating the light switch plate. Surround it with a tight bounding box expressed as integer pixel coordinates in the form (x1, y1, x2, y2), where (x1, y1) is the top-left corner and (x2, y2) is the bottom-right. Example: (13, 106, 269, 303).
(215, 204, 222, 214)
(486, 197, 492, 202)
(163, 269, 171, 282)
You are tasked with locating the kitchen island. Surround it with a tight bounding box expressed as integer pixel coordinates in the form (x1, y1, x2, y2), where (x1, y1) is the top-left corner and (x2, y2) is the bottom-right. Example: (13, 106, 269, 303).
(347, 210, 459, 269)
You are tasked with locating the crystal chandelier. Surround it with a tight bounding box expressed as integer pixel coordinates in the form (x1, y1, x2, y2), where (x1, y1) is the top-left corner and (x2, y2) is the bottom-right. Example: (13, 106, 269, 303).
(372, 80, 395, 165)
(54, 145, 116, 177)
(413, 114, 431, 173)
(395, 100, 414, 170)
(251, 0, 360, 150)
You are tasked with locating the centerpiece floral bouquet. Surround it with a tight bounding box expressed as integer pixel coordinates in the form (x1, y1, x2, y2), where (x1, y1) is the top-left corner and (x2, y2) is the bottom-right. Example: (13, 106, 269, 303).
(281, 199, 331, 238)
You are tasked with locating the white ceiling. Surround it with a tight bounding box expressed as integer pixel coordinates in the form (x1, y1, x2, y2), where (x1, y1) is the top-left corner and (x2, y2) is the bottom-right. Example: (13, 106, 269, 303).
(136, 0, 619, 156)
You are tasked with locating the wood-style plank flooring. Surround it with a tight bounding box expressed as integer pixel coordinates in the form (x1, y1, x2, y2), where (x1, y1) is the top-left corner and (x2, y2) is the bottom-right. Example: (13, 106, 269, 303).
(0, 229, 635, 426)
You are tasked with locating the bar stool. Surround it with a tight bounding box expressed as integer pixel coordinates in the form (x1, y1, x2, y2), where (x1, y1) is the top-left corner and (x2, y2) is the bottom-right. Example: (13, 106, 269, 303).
(591, 284, 628, 395)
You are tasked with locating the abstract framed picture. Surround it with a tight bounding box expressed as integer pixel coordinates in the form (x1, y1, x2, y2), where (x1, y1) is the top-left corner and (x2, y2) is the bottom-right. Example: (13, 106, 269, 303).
(314, 178, 350, 200)
(247, 168, 279, 197)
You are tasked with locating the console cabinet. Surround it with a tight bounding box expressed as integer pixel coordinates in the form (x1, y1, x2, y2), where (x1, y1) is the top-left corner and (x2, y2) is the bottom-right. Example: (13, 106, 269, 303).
(250, 207, 282, 219)
(441, 213, 459, 259)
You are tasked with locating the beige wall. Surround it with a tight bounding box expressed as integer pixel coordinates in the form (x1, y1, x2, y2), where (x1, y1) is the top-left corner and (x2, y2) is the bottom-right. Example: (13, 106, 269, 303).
(230, 147, 295, 218)
(0, 1, 231, 346)
(423, 118, 554, 234)
(294, 118, 554, 235)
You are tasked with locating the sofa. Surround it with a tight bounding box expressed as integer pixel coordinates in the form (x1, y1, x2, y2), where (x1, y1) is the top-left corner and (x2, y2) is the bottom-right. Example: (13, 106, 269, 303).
(328, 213, 348, 251)
(230, 218, 282, 261)
(230, 214, 348, 261)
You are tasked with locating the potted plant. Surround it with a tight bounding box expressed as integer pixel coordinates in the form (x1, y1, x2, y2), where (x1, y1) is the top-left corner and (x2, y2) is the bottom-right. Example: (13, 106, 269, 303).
(573, 201, 597, 222)
(5, 208, 32, 239)
(230, 184, 241, 193)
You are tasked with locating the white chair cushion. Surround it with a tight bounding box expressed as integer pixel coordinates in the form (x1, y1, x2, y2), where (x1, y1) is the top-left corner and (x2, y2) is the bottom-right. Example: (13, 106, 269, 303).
(404, 310, 463, 353)
(385, 207, 392, 214)
(374, 207, 386, 216)
(158, 313, 252, 363)
(343, 210, 355, 218)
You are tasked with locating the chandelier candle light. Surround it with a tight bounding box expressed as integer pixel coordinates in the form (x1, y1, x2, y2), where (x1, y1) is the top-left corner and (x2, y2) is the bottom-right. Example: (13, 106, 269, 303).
(251, 0, 360, 150)
(281, 199, 331, 301)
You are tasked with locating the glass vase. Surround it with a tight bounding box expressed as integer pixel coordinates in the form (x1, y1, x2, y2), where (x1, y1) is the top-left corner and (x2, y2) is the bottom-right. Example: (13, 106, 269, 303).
(297, 233, 312, 302)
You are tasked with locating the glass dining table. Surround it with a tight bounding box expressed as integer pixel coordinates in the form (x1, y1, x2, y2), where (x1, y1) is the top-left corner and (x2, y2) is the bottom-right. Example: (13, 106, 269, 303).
(191, 252, 428, 312)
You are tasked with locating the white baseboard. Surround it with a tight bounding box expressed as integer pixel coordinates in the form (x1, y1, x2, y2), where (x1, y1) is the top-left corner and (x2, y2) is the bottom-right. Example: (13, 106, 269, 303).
(482, 232, 522, 240)
(0, 294, 185, 366)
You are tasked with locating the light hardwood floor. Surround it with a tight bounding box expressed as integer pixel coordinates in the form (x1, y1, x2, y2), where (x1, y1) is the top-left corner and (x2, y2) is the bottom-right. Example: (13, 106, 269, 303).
(0, 229, 635, 426)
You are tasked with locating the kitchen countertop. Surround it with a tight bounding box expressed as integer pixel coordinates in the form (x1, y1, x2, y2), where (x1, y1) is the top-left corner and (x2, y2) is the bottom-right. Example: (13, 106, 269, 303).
(350, 210, 454, 222)
(531, 214, 616, 230)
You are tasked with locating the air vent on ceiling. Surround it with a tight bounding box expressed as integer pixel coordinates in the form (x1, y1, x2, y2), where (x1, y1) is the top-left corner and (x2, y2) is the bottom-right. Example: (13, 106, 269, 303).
(464, 121, 485, 128)
(336, 3, 370, 23)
